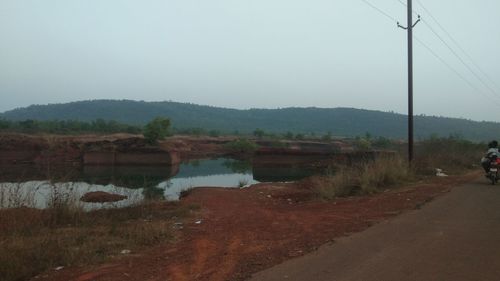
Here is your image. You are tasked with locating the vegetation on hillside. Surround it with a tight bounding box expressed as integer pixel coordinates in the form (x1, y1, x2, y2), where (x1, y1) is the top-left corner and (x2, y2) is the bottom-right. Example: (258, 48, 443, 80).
(0, 118, 141, 134)
(2, 100, 499, 140)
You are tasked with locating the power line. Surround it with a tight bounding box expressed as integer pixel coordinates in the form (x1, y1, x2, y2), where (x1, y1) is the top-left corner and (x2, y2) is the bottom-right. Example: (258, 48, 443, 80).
(414, 36, 500, 107)
(361, 0, 500, 106)
(421, 19, 500, 101)
(395, 0, 419, 16)
(360, 0, 398, 23)
(415, 0, 500, 92)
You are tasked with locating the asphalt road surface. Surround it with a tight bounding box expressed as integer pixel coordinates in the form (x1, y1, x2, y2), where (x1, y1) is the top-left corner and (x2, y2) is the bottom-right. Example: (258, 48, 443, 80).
(250, 177, 500, 281)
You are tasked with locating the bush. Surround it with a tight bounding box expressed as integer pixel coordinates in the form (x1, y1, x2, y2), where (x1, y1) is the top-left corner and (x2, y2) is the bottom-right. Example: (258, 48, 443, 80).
(355, 138, 372, 150)
(224, 138, 258, 154)
(209, 130, 220, 137)
(143, 117, 171, 144)
(321, 132, 332, 142)
(253, 128, 265, 139)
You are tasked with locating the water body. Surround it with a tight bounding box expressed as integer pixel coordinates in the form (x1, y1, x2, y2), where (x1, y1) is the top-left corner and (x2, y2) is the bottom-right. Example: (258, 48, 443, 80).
(0, 158, 317, 210)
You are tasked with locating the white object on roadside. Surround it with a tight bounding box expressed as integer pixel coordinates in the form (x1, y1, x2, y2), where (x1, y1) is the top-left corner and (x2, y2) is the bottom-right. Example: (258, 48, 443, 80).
(436, 168, 448, 177)
(54, 266, 64, 271)
(120, 249, 131, 254)
(195, 220, 202, 224)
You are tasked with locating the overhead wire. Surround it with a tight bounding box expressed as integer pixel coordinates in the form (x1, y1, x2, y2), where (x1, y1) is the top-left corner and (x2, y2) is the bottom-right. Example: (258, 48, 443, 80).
(360, 0, 500, 106)
(421, 19, 500, 102)
(415, 0, 500, 92)
(414, 36, 500, 107)
(360, 0, 398, 24)
(395, 0, 420, 17)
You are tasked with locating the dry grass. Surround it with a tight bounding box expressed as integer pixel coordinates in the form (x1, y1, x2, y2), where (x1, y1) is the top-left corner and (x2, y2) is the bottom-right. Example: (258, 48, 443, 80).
(311, 155, 414, 200)
(311, 138, 483, 200)
(412, 137, 483, 175)
(0, 201, 198, 281)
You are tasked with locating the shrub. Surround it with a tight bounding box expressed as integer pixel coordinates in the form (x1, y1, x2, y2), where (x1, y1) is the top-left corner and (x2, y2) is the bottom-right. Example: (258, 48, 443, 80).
(143, 117, 171, 144)
(224, 138, 258, 154)
(321, 132, 332, 142)
(355, 137, 372, 150)
(295, 133, 305, 140)
(209, 130, 220, 137)
(253, 128, 265, 139)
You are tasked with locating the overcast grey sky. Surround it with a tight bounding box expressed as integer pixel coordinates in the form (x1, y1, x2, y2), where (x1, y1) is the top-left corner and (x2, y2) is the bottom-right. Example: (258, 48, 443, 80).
(1, 0, 499, 121)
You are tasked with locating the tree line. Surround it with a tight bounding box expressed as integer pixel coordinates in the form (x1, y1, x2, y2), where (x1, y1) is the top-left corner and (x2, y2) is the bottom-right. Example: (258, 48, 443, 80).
(0, 119, 142, 134)
(0, 117, 173, 145)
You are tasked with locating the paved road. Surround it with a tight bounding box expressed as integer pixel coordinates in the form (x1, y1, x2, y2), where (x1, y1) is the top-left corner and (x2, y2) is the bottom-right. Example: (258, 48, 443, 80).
(250, 178, 500, 281)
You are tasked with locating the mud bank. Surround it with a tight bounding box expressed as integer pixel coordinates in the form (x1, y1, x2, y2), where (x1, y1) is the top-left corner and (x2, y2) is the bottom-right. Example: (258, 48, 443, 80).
(0, 134, 180, 166)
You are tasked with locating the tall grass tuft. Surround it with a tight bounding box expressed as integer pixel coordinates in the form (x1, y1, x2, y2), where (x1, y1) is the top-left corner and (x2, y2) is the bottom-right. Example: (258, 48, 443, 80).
(312, 137, 483, 200)
(359, 156, 413, 193)
(311, 155, 414, 200)
(412, 136, 483, 175)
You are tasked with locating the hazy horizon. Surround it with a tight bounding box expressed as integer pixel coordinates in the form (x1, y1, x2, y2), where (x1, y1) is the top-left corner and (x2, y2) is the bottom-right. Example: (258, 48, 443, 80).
(3, 98, 500, 124)
(1, 0, 499, 122)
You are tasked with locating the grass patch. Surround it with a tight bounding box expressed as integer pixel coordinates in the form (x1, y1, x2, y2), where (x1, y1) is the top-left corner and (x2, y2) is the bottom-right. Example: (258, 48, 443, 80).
(0, 201, 199, 281)
(311, 155, 413, 200)
(311, 137, 483, 200)
(412, 137, 483, 175)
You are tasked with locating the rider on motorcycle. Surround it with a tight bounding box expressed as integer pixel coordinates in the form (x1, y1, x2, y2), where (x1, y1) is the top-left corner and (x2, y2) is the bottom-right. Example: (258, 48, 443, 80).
(481, 140, 499, 173)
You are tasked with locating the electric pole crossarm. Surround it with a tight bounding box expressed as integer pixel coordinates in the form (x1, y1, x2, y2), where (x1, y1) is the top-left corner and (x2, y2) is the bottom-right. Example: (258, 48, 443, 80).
(397, 15, 421, 30)
(397, 22, 408, 30)
(412, 16, 421, 28)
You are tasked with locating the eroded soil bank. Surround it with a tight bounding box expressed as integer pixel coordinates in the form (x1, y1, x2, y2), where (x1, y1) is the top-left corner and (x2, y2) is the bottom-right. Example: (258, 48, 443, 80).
(34, 171, 481, 281)
(0, 133, 357, 183)
(0, 133, 351, 167)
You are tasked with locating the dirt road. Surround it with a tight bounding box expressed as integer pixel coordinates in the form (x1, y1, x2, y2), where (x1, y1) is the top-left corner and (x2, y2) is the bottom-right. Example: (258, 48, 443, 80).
(250, 177, 500, 281)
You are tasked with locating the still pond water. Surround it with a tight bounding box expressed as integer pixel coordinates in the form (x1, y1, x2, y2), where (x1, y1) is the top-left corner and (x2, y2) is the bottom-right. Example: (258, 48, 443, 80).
(0, 158, 317, 210)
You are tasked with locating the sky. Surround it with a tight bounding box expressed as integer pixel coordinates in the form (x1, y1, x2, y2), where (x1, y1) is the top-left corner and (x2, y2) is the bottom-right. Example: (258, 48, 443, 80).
(1, 0, 499, 122)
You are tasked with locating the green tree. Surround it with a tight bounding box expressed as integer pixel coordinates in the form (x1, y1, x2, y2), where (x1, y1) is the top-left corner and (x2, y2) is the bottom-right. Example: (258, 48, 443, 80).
(321, 131, 332, 142)
(284, 131, 294, 140)
(253, 128, 265, 139)
(209, 130, 220, 137)
(224, 138, 258, 154)
(0, 119, 11, 130)
(143, 117, 171, 144)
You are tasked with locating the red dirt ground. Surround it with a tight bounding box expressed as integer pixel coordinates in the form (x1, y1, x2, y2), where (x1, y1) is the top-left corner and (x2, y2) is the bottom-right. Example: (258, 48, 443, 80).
(35, 172, 480, 281)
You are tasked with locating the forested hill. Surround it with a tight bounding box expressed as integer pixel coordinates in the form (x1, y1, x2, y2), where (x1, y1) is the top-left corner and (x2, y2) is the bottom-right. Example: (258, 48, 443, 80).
(1, 100, 498, 141)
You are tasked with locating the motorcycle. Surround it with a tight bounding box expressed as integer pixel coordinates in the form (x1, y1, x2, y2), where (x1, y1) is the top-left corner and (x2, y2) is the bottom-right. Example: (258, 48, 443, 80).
(487, 156, 500, 185)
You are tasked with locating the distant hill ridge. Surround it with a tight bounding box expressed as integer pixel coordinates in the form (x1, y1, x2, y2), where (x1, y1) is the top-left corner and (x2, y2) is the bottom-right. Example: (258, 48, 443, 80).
(1, 99, 498, 141)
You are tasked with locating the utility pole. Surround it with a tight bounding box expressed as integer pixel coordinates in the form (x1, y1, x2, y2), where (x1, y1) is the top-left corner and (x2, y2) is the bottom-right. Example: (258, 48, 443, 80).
(398, 0, 420, 162)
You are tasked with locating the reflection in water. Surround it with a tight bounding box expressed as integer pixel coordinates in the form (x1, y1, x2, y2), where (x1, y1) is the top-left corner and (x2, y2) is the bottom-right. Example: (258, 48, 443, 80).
(82, 165, 179, 189)
(0, 158, 260, 210)
(0, 181, 143, 211)
(159, 173, 257, 200)
(0, 157, 323, 210)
